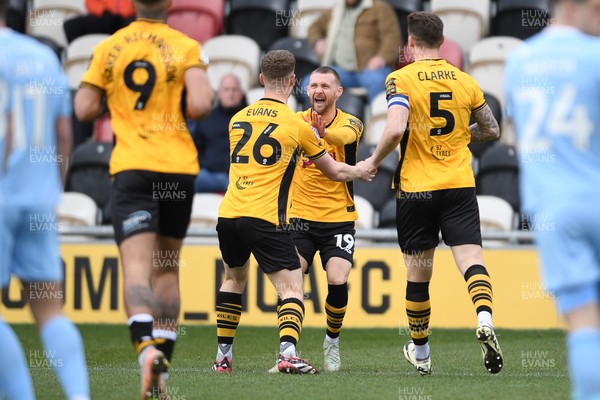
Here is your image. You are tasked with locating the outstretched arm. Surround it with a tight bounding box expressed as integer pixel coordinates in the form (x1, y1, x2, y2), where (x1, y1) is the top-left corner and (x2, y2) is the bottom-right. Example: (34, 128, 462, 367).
(364, 105, 408, 172)
(312, 154, 373, 182)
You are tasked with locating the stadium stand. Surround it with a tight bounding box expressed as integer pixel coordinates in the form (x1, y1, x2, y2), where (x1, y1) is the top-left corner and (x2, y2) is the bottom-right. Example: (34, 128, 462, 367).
(398, 37, 464, 70)
(65, 141, 113, 224)
(289, 0, 332, 39)
(246, 86, 298, 111)
(377, 198, 396, 229)
(354, 195, 375, 229)
(190, 193, 223, 228)
(383, 0, 424, 44)
(430, 0, 491, 52)
(355, 143, 397, 212)
(363, 91, 387, 145)
(167, 0, 224, 44)
(477, 194, 516, 247)
(64, 34, 109, 89)
(226, 0, 291, 51)
(477, 195, 515, 231)
(56, 192, 99, 226)
(467, 36, 523, 109)
(203, 35, 261, 91)
(475, 143, 520, 214)
(492, 0, 551, 39)
(336, 91, 366, 124)
(27, 0, 86, 48)
(268, 37, 320, 103)
(438, 37, 464, 70)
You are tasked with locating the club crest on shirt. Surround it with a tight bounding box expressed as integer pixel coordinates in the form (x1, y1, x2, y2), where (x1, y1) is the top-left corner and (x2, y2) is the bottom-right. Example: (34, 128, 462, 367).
(348, 118, 363, 133)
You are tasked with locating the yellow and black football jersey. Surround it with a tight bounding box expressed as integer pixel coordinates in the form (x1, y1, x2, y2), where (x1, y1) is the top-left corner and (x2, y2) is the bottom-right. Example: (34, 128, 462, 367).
(386, 59, 485, 192)
(291, 108, 363, 222)
(80, 19, 208, 175)
(219, 98, 327, 225)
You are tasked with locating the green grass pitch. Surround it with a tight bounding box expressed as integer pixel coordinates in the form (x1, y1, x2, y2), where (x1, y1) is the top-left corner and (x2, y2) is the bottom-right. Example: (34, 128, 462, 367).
(13, 325, 569, 399)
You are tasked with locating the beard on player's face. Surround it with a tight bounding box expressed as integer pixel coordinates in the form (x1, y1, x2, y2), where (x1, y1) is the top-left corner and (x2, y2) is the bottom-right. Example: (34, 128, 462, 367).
(309, 86, 338, 115)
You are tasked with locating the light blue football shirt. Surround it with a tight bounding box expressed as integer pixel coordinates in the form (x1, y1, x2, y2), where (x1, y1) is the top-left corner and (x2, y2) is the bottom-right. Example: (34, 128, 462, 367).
(505, 26, 600, 213)
(0, 28, 71, 208)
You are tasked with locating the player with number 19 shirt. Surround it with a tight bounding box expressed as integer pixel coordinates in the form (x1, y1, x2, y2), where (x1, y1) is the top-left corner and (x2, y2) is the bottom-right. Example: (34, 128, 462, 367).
(80, 19, 207, 176)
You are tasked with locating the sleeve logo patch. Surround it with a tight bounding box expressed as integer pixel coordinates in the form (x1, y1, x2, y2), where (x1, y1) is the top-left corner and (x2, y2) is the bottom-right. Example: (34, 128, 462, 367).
(348, 118, 364, 133)
(385, 78, 397, 98)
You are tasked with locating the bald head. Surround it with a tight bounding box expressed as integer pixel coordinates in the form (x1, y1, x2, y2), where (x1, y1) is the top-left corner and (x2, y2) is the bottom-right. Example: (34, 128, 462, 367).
(218, 74, 244, 109)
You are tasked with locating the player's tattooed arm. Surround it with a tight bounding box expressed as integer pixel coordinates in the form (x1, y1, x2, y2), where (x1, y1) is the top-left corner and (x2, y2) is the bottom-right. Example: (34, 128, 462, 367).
(470, 105, 500, 142)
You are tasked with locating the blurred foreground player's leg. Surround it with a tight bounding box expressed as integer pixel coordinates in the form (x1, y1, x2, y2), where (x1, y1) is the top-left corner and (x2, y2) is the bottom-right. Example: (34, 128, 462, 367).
(505, 0, 600, 397)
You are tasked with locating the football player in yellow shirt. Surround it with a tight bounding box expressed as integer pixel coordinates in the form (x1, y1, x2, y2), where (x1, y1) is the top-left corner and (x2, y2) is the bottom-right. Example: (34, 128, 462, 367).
(74, 0, 214, 397)
(364, 12, 503, 376)
(287, 66, 363, 372)
(212, 50, 373, 374)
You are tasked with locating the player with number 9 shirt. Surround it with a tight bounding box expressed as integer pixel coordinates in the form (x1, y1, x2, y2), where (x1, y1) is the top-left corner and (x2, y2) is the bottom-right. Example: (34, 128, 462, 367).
(74, 0, 214, 398)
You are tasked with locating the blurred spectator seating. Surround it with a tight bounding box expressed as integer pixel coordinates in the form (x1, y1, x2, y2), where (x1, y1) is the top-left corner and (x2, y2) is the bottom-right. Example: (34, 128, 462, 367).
(203, 34, 261, 91)
(64, 33, 109, 89)
(475, 143, 520, 214)
(430, 0, 491, 52)
(65, 141, 113, 224)
(226, 0, 291, 51)
(289, 0, 332, 39)
(57, 192, 98, 226)
(28, 0, 87, 48)
(383, 0, 424, 44)
(492, 0, 551, 40)
(167, 0, 224, 43)
(467, 36, 523, 109)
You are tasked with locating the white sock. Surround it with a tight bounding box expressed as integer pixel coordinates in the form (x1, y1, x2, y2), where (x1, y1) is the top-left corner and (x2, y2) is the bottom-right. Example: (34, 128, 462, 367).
(217, 343, 233, 360)
(280, 341, 296, 357)
(414, 343, 430, 360)
(478, 311, 493, 328)
(325, 335, 339, 344)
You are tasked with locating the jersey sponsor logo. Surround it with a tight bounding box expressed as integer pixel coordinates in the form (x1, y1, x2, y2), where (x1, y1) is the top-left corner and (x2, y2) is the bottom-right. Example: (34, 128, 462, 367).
(122, 210, 151, 234)
(430, 145, 451, 160)
(235, 176, 254, 190)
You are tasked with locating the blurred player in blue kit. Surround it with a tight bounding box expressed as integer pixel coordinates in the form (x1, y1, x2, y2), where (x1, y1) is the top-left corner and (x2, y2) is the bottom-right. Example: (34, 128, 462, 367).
(0, 0, 90, 399)
(505, 0, 600, 398)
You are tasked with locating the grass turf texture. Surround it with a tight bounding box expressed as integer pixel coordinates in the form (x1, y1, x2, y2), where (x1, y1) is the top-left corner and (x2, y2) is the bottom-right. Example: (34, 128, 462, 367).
(12, 325, 568, 400)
